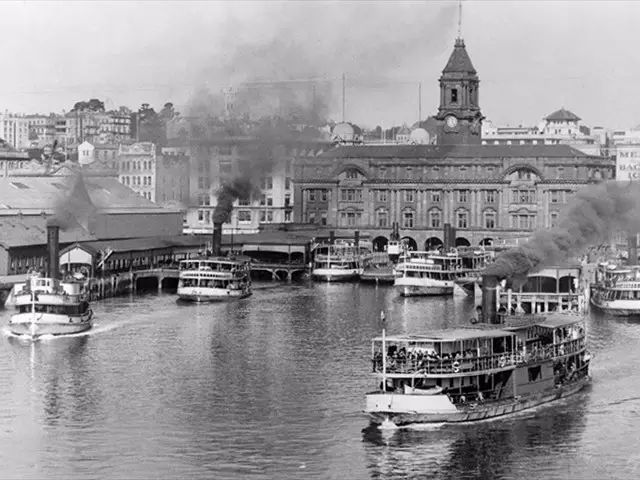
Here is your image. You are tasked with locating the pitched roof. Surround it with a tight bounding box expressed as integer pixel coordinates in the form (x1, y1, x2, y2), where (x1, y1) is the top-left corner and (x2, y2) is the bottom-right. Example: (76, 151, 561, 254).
(0, 215, 93, 249)
(442, 38, 476, 75)
(319, 143, 597, 160)
(545, 108, 581, 122)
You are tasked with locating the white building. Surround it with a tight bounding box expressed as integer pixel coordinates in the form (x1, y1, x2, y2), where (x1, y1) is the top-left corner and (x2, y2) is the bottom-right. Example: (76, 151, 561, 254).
(0, 113, 32, 149)
(117, 142, 157, 202)
(77, 141, 96, 165)
(482, 108, 604, 156)
(612, 129, 640, 181)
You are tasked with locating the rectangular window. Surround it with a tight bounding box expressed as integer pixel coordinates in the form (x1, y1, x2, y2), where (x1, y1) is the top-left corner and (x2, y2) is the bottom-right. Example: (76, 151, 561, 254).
(430, 191, 441, 203)
(484, 213, 495, 229)
(550, 191, 561, 203)
(403, 211, 414, 228)
(451, 88, 458, 103)
(265, 176, 273, 189)
(457, 211, 468, 229)
(267, 196, 273, 206)
(198, 210, 204, 222)
(430, 211, 441, 229)
(309, 190, 316, 202)
(321, 190, 328, 202)
(550, 212, 559, 228)
(377, 190, 388, 202)
(320, 212, 327, 225)
(309, 212, 316, 224)
(456, 190, 468, 203)
(284, 194, 291, 207)
(285, 177, 291, 190)
(260, 210, 266, 222)
(340, 189, 362, 202)
(238, 197, 250, 206)
(260, 194, 266, 206)
(404, 190, 415, 202)
(237, 210, 251, 222)
(284, 211, 292, 222)
(484, 190, 496, 203)
(512, 189, 536, 203)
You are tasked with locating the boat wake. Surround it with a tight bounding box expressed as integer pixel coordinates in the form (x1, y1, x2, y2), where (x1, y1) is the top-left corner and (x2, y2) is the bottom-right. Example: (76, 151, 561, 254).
(1, 321, 123, 342)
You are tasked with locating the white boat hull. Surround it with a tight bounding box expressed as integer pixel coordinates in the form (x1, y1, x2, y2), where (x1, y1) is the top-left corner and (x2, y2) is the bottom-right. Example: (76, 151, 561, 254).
(366, 376, 590, 425)
(312, 268, 360, 282)
(177, 286, 251, 302)
(590, 297, 640, 316)
(9, 311, 93, 338)
(394, 277, 454, 296)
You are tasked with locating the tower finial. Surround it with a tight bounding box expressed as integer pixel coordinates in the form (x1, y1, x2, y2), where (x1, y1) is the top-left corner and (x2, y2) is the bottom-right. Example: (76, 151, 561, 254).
(457, 0, 462, 39)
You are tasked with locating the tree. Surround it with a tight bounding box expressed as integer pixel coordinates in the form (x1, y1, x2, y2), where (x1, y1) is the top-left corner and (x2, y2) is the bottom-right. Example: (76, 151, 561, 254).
(71, 98, 105, 112)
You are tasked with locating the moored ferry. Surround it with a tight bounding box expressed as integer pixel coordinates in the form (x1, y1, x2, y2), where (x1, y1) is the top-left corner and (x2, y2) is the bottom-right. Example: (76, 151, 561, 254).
(590, 262, 640, 316)
(365, 270, 591, 426)
(393, 247, 492, 296)
(311, 240, 372, 282)
(177, 257, 252, 302)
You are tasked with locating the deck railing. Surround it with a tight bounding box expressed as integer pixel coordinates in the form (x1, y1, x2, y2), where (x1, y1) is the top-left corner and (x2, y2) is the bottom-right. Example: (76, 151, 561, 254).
(372, 338, 586, 375)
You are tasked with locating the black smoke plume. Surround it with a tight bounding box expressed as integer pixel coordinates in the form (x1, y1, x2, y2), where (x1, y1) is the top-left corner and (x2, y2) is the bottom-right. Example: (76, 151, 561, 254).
(212, 177, 253, 224)
(486, 181, 640, 282)
(49, 173, 96, 232)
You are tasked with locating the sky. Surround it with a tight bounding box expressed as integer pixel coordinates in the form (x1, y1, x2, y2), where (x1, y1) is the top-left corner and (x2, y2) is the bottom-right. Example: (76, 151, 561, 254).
(1, 1, 639, 130)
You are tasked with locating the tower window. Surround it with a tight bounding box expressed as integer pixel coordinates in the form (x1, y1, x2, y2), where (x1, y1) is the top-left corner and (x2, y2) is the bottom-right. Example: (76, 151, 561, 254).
(451, 88, 458, 103)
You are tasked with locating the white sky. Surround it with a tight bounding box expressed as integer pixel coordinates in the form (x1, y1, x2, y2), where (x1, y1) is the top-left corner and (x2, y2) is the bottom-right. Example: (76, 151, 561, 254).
(0, 1, 638, 129)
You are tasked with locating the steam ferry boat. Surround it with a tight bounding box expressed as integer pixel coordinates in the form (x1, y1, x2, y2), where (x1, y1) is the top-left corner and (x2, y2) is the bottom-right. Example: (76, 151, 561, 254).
(311, 240, 372, 282)
(393, 247, 493, 296)
(8, 224, 93, 339)
(177, 257, 252, 302)
(590, 261, 640, 316)
(365, 267, 591, 426)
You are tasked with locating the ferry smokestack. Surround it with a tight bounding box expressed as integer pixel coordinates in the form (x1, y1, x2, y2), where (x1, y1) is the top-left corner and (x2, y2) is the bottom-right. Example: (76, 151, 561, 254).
(329, 230, 335, 245)
(443, 223, 451, 250)
(481, 274, 499, 324)
(46, 223, 60, 279)
(354, 230, 360, 247)
(628, 233, 638, 266)
(212, 222, 222, 257)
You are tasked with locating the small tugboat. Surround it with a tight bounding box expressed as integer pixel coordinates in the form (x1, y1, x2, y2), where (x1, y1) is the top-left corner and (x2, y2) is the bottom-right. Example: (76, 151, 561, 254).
(365, 269, 591, 426)
(393, 247, 493, 296)
(9, 223, 93, 339)
(177, 257, 252, 302)
(311, 236, 372, 282)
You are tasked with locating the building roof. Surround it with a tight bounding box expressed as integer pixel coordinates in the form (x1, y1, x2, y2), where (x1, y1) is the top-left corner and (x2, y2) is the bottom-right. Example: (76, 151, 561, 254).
(442, 38, 476, 75)
(319, 143, 597, 160)
(374, 328, 514, 343)
(0, 215, 93, 249)
(545, 108, 581, 122)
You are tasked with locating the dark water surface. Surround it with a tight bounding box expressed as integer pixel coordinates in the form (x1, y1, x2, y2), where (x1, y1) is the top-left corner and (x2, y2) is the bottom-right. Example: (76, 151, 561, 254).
(1, 282, 640, 479)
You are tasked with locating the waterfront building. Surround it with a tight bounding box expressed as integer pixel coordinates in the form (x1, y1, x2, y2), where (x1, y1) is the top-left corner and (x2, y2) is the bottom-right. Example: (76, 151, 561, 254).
(117, 142, 157, 201)
(183, 138, 329, 235)
(293, 36, 615, 249)
(157, 146, 190, 207)
(482, 108, 605, 156)
(0, 175, 183, 276)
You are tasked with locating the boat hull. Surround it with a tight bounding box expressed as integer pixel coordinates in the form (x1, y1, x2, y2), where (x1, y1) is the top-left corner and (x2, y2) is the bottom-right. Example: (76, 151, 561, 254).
(177, 287, 251, 302)
(9, 311, 93, 338)
(365, 376, 590, 426)
(590, 298, 640, 316)
(311, 268, 360, 282)
(394, 278, 454, 296)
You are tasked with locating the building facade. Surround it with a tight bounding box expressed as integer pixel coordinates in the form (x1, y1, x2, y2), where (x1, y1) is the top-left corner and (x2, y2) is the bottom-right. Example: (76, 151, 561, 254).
(612, 129, 640, 181)
(157, 147, 191, 207)
(117, 142, 157, 201)
(294, 36, 615, 249)
(0, 113, 32, 150)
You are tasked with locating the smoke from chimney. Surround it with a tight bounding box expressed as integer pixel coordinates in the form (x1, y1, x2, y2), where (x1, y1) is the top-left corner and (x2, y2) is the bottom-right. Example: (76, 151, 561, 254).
(486, 181, 640, 282)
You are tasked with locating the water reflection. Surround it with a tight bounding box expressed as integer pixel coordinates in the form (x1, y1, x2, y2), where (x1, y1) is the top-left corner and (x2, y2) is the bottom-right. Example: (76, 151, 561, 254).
(363, 394, 588, 480)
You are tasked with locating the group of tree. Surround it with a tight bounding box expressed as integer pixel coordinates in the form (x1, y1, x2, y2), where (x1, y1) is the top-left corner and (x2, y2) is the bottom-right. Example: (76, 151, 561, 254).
(131, 102, 179, 147)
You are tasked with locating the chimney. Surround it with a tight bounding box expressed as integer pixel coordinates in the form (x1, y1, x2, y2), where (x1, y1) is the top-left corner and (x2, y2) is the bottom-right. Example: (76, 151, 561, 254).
(212, 222, 222, 257)
(628, 233, 638, 266)
(46, 223, 60, 279)
(481, 274, 499, 324)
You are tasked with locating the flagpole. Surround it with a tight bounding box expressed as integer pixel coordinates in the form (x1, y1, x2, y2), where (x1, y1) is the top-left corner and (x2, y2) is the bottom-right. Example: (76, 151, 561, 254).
(381, 310, 387, 392)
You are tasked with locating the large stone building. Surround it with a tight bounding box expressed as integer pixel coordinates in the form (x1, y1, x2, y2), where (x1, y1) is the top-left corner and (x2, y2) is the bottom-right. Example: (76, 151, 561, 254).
(293, 35, 615, 250)
(117, 142, 157, 201)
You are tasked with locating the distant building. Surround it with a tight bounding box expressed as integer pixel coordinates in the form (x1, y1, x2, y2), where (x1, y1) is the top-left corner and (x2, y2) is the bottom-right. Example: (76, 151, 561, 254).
(77, 141, 95, 165)
(0, 113, 31, 149)
(157, 146, 190, 207)
(612, 129, 640, 181)
(482, 108, 604, 156)
(0, 139, 30, 177)
(117, 142, 157, 202)
(0, 175, 183, 276)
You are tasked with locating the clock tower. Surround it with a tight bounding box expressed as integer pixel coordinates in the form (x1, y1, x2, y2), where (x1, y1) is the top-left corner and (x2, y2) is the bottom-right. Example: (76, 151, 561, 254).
(435, 37, 483, 146)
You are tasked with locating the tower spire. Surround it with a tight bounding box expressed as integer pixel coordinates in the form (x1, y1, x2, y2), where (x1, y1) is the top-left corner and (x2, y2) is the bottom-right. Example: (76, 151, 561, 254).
(457, 0, 462, 39)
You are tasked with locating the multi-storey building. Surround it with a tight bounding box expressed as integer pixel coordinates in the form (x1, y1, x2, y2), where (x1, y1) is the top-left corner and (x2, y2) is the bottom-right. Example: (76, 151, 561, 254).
(0, 113, 31, 149)
(294, 35, 614, 250)
(157, 146, 190, 207)
(482, 109, 605, 156)
(612, 129, 640, 181)
(0, 139, 30, 176)
(183, 138, 329, 234)
(117, 142, 156, 201)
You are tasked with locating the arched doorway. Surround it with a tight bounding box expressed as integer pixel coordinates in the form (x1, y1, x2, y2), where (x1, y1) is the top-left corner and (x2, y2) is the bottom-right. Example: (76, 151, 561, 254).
(479, 238, 494, 246)
(455, 237, 471, 247)
(401, 236, 418, 251)
(372, 236, 388, 252)
(424, 237, 443, 250)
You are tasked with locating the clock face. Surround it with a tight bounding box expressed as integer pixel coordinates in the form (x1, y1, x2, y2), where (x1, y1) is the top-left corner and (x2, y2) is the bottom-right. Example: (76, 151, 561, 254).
(446, 115, 458, 128)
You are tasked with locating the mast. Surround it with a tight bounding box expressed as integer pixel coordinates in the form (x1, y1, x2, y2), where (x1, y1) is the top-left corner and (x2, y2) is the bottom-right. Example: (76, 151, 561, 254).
(381, 310, 387, 392)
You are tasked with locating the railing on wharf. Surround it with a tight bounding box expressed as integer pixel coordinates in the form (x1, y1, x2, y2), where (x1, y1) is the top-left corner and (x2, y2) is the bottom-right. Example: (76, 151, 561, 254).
(372, 338, 586, 375)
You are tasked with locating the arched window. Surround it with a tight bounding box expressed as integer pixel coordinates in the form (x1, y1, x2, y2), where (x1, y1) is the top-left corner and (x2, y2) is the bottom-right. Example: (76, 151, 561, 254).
(429, 208, 441, 229)
(483, 209, 496, 229)
(376, 208, 388, 228)
(456, 209, 469, 229)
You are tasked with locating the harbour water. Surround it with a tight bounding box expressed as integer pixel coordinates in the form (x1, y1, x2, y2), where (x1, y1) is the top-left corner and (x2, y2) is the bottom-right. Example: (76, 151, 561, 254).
(1, 282, 640, 479)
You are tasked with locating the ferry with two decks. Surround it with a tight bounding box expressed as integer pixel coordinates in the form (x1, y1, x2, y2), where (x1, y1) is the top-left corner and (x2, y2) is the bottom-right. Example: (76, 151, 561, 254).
(590, 261, 640, 316)
(393, 247, 493, 296)
(365, 266, 591, 426)
(177, 257, 252, 302)
(311, 240, 372, 282)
